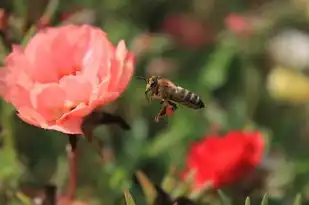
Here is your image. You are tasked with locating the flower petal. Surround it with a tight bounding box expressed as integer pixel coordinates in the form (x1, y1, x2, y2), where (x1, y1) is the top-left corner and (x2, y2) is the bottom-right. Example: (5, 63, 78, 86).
(48, 117, 83, 134)
(17, 106, 48, 128)
(59, 75, 92, 104)
(30, 83, 66, 121)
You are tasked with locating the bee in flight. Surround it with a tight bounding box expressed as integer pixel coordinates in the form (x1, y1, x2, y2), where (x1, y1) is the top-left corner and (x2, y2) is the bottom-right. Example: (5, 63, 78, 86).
(137, 75, 205, 122)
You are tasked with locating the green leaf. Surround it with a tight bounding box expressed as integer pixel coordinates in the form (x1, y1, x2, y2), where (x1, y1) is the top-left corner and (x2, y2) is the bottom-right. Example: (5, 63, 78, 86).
(293, 194, 302, 205)
(135, 170, 156, 204)
(12, 0, 28, 17)
(124, 189, 136, 205)
(245, 197, 251, 205)
(188, 181, 212, 201)
(146, 115, 194, 157)
(15, 192, 33, 205)
(102, 19, 140, 44)
(21, 25, 37, 46)
(0, 102, 22, 186)
(218, 189, 231, 205)
(161, 166, 177, 194)
(199, 34, 237, 91)
(261, 193, 268, 205)
(171, 169, 195, 198)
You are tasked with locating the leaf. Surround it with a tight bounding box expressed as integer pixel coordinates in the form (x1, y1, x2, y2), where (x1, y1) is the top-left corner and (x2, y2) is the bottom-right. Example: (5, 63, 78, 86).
(245, 197, 251, 205)
(146, 116, 193, 157)
(217, 190, 231, 205)
(199, 34, 237, 91)
(293, 194, 302, 205)
(16, 192, 33, 205)
(21, 25, 37, 46)
(172, 169, 196, 198)
(261, 193, 268, 205)
(188, 182, 212, 201)
(124, 189, 136, 205)
(135, 170, 156, 204)
(161, 166, 178, 194)
(12, 0, 28, 17)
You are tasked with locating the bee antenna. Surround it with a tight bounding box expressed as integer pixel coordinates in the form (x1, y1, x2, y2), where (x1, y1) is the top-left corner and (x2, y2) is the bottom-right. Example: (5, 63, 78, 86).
(136, 76, 147, 82)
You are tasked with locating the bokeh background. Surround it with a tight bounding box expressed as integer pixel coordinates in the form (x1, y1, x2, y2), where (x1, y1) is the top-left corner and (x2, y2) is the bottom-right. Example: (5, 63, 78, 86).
(1, 0, 309, 204)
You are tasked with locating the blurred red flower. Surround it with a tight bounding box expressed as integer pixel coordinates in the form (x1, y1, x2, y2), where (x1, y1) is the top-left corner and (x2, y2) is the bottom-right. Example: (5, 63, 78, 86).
(162, 13, 214, 48)
(225, 13, 252, 36)
(182, 130, 264, 189)
(0, 25, 135, 134)
(0, 8, 9, 31)
(58, 196, 90, 205)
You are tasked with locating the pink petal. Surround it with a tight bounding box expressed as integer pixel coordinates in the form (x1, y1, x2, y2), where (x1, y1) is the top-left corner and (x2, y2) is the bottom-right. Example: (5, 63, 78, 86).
(81, 28, 113, 87)
(72, 26, 93, 67)
(93, 78, 108, 102)
(97, 39, 114, 82)
(5, 45, 25, 67)
(60, 103, 92, 119)
(48, 117, 83, 134)
(94, 92, 119, 108)
(17, 106, 48, 128)
(59, 75, 92, 104)
(81, 33, 102, 82)
(117, 53, 135, 92)
(107, 41, 127, 91)
(49, 31, 78, 76)
(24, 29, 60, 83)
(8, 85, 32, 108)
(30, 83, 66, 121)
(94, 79, 119, 106)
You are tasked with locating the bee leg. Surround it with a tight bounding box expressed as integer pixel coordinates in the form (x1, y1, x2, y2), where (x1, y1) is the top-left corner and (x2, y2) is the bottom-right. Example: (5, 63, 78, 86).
(155, 105, 168, 122)
(167, 101, 178, 111)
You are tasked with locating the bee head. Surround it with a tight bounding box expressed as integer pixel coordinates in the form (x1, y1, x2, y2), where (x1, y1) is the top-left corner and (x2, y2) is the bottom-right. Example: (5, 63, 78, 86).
(144, 76, 159, 103)
(146, 76, 159, 91)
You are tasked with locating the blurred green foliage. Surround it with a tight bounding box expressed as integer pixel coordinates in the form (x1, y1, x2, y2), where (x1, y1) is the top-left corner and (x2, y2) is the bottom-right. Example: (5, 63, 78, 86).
(2, 0, 309, 204)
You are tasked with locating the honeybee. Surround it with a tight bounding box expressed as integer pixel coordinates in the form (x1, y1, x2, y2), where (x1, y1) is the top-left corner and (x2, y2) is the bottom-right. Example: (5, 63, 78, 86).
(137, 75, 205, 122)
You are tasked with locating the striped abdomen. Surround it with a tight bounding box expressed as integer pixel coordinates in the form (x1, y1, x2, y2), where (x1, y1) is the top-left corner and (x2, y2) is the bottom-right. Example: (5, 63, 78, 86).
(167, 86, 204, 109)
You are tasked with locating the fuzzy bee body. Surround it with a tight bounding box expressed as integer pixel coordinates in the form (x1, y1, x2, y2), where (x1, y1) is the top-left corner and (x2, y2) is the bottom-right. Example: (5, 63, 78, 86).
(146, 76, 205, 109)
(154, 79, 204, 109)
(138, 75, 205, 122)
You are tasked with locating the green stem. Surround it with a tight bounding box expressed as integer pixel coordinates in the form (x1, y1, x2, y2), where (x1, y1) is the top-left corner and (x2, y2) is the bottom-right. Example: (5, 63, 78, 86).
(1, 102, 15, 150)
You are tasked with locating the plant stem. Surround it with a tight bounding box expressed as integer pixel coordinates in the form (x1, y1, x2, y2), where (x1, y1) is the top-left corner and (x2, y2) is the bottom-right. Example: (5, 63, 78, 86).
(66, 134, 79, 200)
(42, 185, 57, 205)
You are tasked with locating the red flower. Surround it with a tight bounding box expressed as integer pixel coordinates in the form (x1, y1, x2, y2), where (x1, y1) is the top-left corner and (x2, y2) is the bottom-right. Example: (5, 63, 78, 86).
(183, 131, 264, 189)
(58, 196, 90, 205)
(162, 13, 214, 48)
(0, 9, 9, 32)
(225, 13, 252, 36)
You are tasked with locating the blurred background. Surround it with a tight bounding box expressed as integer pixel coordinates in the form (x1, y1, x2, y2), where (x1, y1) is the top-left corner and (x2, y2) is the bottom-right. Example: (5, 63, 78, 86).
(2, 0, 309, 204)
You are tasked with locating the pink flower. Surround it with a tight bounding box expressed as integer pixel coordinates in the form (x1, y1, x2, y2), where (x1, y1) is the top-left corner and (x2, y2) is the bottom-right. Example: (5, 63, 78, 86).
(162, 13, 214, 48)
(0, 25, 135, 134)
(225, 13, 252, 36)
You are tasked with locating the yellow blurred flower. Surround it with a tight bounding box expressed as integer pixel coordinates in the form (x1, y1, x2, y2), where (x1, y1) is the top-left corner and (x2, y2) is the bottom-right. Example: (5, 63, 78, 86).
(267, 66, 309, 104)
